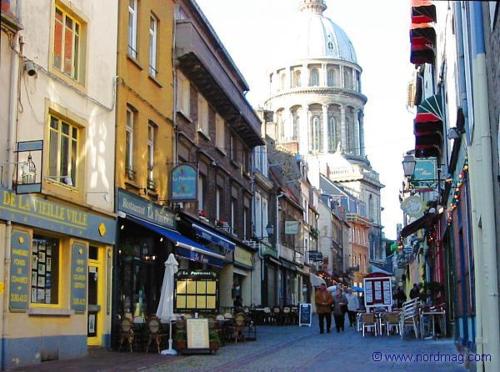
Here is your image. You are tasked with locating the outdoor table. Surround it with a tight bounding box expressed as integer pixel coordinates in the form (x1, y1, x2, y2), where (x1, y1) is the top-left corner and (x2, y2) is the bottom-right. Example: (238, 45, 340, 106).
(420, 310, 446, 339)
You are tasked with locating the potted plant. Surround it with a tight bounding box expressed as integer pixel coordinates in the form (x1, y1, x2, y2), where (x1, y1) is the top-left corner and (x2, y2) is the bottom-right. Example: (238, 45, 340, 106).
(209, 330, 220, 353)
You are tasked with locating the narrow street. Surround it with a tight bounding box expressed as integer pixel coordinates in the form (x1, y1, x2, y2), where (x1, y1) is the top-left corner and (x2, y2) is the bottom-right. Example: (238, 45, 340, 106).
(16, 319, 465, 372)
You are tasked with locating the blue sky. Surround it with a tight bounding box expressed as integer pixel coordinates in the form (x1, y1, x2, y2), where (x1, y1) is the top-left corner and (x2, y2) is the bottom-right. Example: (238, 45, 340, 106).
(195, 0, 416, 239)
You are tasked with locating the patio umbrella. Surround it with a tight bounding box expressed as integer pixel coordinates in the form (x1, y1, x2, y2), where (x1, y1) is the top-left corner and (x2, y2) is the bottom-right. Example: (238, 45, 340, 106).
(156, 253, 178, 356)
(352, 286, 363, 292)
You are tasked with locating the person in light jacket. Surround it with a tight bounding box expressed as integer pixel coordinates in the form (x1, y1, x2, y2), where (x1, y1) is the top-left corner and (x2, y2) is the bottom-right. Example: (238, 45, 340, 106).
(315, 283, 334, 334)
(345, 288, 359, 327)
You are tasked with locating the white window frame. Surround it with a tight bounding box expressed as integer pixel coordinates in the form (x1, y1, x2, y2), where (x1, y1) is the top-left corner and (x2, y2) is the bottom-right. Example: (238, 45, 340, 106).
(176, 72, 190, 117)
(243, 207, 248, 240)
(255, 193, 262, 238)
(215, 113, 225, 151)
(126, 107, 135, 173)
(197, 94, 209, 136)
(128, 0, 138, 59)
(149, 14, 158, 78)
(231, 198, 236, 234)
(262, 197, 269, 238)
(147, 122, 155, 183)
(198, 174, 205, 212)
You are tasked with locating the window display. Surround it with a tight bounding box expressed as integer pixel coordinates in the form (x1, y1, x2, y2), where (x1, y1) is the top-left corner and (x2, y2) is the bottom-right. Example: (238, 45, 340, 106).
(31, 236, 59, 304)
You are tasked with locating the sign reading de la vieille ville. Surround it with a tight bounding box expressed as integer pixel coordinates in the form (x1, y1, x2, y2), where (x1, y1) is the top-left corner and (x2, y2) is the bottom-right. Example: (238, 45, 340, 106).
(0, 187, 115, 245)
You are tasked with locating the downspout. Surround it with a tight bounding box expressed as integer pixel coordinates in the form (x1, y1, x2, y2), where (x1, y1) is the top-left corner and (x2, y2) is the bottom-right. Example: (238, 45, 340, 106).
(172, 6, 178, 168)
(468, 3, 500, 371)
(2, 1, 22, 368)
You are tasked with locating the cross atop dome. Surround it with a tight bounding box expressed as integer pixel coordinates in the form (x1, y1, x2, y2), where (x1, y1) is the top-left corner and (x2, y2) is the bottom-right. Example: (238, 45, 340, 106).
(299, 0, 327, 15)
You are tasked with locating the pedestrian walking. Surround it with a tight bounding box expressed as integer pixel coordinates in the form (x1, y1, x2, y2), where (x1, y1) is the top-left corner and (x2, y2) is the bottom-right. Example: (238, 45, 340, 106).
(332, 289, 348, 332)
(345, 288, 359, 327)
(393, 286, 407, 308)
(315, 283, 333, 334)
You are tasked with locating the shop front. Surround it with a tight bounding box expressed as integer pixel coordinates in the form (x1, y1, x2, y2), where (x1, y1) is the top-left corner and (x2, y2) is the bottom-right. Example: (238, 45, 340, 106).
(279, 258, 298, 306)
(233, 246, 254, 308)
(0, 188, 115, 369)
(113, 190, 225, 338)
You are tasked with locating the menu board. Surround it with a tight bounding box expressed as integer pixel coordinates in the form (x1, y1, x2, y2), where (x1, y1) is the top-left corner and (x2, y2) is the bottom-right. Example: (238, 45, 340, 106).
(299, 303, 312, 327)
(187, 319, 209, 349)
(70, 241, 88, 313)
(9, 229, 30, 312)
(175, 270, 218, 313)
(364, 277, 392, 309)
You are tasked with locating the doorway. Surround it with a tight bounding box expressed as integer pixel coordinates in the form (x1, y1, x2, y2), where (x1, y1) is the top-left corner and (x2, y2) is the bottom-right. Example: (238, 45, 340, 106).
(87, 246, 104, 346)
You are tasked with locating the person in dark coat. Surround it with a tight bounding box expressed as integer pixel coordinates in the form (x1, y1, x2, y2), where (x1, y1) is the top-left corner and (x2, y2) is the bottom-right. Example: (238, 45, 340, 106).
(394, 286, 407, 308)
(409, 283, 420, 299)
(315, 284, 334, 334)
(332, 289, 348, 332)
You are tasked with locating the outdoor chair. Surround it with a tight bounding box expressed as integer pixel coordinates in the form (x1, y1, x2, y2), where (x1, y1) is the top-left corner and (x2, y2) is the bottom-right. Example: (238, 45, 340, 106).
(145, 316, 167, 353)
(400, 298, 420, 339)
(232, 312, 246, 343)
(263, 307, 272, 324)
(381, 312, 401, 335)
(272, 306, 282, 325)
(360, 313, 378, 337)
(282, 306, 291, 325)
(290, 306, 299, 325)
(119, 317, 134, 352)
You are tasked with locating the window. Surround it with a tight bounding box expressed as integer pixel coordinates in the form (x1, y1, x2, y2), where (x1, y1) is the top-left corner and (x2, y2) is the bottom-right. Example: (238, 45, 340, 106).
(215, 114, 225, 151)
(197, 94, 209, 136)
(262, 197, 269, 238)
(125, 106, 135, 176)
(176, 72, 190, 117)
(327, 67, 339, 87)
(53, 6, 83, 81)
(309, 115, 321, 152)
(198, 174, 206, 212)
(243, 206, 249, 239)
(356, 70, 361, 91)
(128, 0, 138, 59)
(230, 198, 236, 234)
(243, 149, 249, 173)
(344, 67, 353, 89)
(309, 68, 319, 86)
(328, 115, 336, 152)
(216, 187, 222, 220)
(255, 193, 262, 238)
(149, 14, 158, 78)
(230, 134, 237, 161)
(31, 236, 59, 304)
(48, 114, 79, 187)
(292, 69, 301, 88)
(276, 109, 285, 141)
(280, 72, 286, 91)
(292, 110, 300, 140)
(147, 122, 156, 187)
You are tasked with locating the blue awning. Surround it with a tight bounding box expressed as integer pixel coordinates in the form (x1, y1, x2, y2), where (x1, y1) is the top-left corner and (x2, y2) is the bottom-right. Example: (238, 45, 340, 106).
(126, 216, 225, 267)
(192, 223, 235, 251)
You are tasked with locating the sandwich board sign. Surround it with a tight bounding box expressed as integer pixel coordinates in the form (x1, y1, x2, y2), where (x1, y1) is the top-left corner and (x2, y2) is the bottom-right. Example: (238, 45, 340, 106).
(299, 303, 312, 327)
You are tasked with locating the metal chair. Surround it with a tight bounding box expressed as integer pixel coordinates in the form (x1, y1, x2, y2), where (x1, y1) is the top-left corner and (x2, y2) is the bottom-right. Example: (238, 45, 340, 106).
(145, 316, 167, 353)
(381, 312, 401, 335)
(400, 298, 420, 339)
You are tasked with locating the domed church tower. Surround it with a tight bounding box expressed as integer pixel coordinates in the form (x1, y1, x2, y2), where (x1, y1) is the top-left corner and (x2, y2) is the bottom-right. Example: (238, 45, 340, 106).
(264, 0, 385, 263)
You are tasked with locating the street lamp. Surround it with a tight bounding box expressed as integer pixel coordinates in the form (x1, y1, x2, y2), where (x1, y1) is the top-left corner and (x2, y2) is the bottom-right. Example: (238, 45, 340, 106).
(402, 153, 417, 178)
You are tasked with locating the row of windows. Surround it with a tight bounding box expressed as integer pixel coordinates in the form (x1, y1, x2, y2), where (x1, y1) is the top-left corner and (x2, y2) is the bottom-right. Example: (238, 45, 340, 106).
(128, 0, 159, 78)
(177, 72, 250, 171)
(274, 66, 361, 92)
(125, 105, 157, 187)
(255, 192, 269, 239)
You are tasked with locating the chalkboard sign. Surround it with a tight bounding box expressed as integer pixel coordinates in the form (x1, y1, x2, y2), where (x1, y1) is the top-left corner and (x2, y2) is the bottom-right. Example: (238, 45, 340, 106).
(299, 303, 312, 327)
(9, 229, 31, 312)
(70, 241, 88, 313)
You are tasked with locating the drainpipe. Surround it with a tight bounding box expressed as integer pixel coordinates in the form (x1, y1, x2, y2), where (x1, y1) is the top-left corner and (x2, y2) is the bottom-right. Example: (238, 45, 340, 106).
(467, 3, 500, 371)
(275, 192, 285, 258)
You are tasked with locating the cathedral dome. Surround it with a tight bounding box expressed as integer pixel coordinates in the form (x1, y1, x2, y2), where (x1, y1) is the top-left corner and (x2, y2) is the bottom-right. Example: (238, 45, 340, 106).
(280, 0, 357, 65)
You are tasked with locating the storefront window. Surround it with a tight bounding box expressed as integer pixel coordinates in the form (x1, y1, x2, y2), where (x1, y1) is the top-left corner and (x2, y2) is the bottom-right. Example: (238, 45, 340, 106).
(31, 236, 59, 305)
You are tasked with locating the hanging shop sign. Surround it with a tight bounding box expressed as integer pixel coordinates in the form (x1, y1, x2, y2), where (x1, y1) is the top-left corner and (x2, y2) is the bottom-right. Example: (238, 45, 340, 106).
(234, 246, 253, 268)
(117, 189, 175, 229)
(412, 159, 437, 190)
(307, 251, 323, 263)
(284, 220, 300, 235)
(400, 195, 425, 219)
(0, 187, 115, 245)
(175, 270, 218, 313)
(70, 241, 88, 313)
(171, 164, 197, 201)
(9, 229, 31, 312)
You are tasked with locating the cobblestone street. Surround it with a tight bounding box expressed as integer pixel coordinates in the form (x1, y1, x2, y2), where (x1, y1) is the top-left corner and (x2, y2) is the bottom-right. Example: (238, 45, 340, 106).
(16, 318, 466, 372)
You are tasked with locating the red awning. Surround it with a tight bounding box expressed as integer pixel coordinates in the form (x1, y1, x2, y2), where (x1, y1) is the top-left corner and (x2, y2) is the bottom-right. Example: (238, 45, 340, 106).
(410, 23, 435, 65)
(414, 112, 443, 136)
(411, 0, 437, 24)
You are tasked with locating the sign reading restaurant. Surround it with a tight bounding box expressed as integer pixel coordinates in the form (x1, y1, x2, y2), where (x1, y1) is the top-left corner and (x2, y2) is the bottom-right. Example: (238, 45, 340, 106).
(117, 189, 176, 229)
(0, 187, 115, 245)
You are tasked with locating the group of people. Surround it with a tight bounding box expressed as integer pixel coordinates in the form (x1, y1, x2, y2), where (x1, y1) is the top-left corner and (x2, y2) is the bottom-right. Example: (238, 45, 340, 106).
(314, 283, 360, 334)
